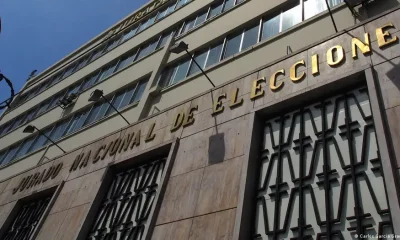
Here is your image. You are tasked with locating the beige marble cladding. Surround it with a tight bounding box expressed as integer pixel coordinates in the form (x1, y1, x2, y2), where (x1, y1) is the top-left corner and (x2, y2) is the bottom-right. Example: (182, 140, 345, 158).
(0, 8, 399, 239)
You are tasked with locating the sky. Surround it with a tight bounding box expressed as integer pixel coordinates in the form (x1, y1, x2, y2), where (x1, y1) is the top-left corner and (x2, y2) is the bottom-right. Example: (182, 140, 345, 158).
(0, 0, 149, 105)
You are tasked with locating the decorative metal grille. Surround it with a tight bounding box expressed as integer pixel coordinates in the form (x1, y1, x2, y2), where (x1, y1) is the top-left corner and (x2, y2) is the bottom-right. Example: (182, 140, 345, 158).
(87, 158, 166, 240)
(3, 196, 51, 240)
(254, 87, 393, 239)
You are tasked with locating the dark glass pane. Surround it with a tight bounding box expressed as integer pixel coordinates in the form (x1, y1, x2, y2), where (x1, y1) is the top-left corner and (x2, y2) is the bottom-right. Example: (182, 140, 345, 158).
(175, 0, 187, 9)
(121, 26, 138, 42)
(165, 3, 176, 15)
(156, 7, 168, 21)
(80, 72, 100, 92)
(119, 87, 136, 109)
(262, 14, 280, 40)
(205, 43, 223, 67)
(158, 32, 171, 48)
(84, 104, 102, 126)
(194, 11, 207, 27)
(97, 62, 117, 82)
(90, 46, 105, 62)
(242, 24, 259, 50)
(188, 51, 208, 75)
(67, 83, 82, 96)
(223, 33, 242, 59)
(106, 37, 121, 52)
(13, 136, 36, 160)
(107, 92, 125, 115)
(96, 102, 110, 120)
(38, 80, 50, 93)
(281, 4, 301, 31)
(208, 2, 223, 19)
(50, 119, 71, 141)
(66, 111, 89, 135)
(1, 145, 20, 165)
(181, 19, 195, 34)
(36, 100, 51, 116)
(171, 60, 190, 85)
(137, 20, 149, 32)
(62, 64, 76, 79)
(131, 81, 147, 103)
(30, 128, 53, 152)
(50, 73, 63, 86)
(137, 44, 150, 60)
(0, 150, 7, 165)
(159, 67, 177, 87)
(48, 91, 66, 109)
(223, 0, 235, 11)
(147, 15, 157, 27)
(148, 40, 159, 54)
(236, 0, 245, 3)
(76, 56, 90, 70)
(0, 123, 10, 135)
(22, 108, 39, 125)
(116, 52, 137, 72)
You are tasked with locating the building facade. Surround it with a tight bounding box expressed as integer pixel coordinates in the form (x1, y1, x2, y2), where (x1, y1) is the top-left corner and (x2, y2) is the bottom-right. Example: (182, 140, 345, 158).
(0, 0, 400, 239)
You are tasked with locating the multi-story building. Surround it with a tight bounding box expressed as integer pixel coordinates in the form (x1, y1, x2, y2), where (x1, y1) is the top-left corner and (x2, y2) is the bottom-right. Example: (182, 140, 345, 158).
(0, 0, 400, 238)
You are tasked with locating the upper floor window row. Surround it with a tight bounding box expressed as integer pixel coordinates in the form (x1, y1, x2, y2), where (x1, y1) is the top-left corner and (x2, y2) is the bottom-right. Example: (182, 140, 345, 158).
(10, 0, 192, 110)
(176, 0, 245, 37)
(0, 30, 173, 138)
(159, 0, 344, 87)
(0, 80, 148, 168)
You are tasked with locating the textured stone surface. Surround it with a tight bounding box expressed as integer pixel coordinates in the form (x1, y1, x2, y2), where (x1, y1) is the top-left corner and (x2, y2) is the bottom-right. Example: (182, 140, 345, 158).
(156, 168, 204, 224)
(152, 219, 193, 240)
(188, 208, 237, 240)
(195, 156, 242, 215)
(52, 203, 91, 240)
(374, 56, 400, 109)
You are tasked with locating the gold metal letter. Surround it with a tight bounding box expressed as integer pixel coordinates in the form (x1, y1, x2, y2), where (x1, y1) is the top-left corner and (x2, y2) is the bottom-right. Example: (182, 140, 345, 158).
(250, 77, 266, 100)
(327, 45, 345, 66)
(212, 93, 227, 115)
(352, 33, 371, 59)
(376, 23, 399, 48)
(131, 130, 141, 148)
(145, 123, 156, 142)
(312, 54, 319, 75)
(270, 69, 285, 91)
(183, 105, 198, 127)
(290, 60, 306, 82)
(229, 88, 243, 108)
(170, 112, 185, 132)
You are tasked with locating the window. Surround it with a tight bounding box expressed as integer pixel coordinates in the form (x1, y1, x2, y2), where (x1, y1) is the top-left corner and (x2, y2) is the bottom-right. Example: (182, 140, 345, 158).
(65, 111, 89, 135)
(62, 64, 76, 79)
(66, 82, 82, 96)
(80, 72, 100, 92)
(281, 3, 302, 31)
(205, 42, 223, 67)
(95, 102, 110, 120)
(223, 33, 242, 59)
(137, 40, 157, 60)
(304, 0, 327, 19)
(181, 18, 195, 34)
(48, 91, 66, 109)
(0, 123, 11, 136)
(22, 108, 39, 125)
(76, 56, 90, 70)
(121, 26, 138, 42)
(170, 60, 190, 85)
(30, 128, 53, 152)
(118, 87, 136, 110)
(50, 118, 71, 141)
(188, 51, 208, 75)
(1, 145, 20, 165)
(175, 0, 188, 9)
(36, 100, 51, 116)
(105, 36, 121, 51)
(0, 150, 7, 165)
(137, 20, 149, 33)
(165, 3, 176, 15)
(115, 51, 137, 72)
(50, 72, 64, 86)
(97, 62, 118, 83)
(38, 80, 50, 93)
(147, 15, 157, 27)
(90, 46, 105, 62)
(131, 81, 147, 103)
(223, 0, 235, 11)
(13, 136, 36, 160)
(261, 14, 280, 40)
(158, 32, 171, 49)
(242, 24, 259, 51)
(208, 2, 223, 19)
(107, 92, 125, 115)
(84, 104, 102, 126)
(160, 67, 178, 87)
(194, 11, 208, 27)
(156, 7, 169, 21)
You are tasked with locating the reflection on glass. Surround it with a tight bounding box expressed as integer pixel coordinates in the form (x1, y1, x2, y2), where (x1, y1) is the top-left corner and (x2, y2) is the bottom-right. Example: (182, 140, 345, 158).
(131, 81, 147, 103)
(305, 0, 326, 19)
(281, 4, 302, 31)
(224, 33, 242, 59)
(171, 60, 190, 85)
(205, 43, 223, 67)
(208, 2, 223, 19)
(242, 25, 259, 50)
(189, 51, 208, 75)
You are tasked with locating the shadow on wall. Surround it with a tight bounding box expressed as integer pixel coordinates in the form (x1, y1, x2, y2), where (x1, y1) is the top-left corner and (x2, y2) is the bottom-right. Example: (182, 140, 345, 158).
(208, 132, 225, 165)
(360, 0, 400, 20)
